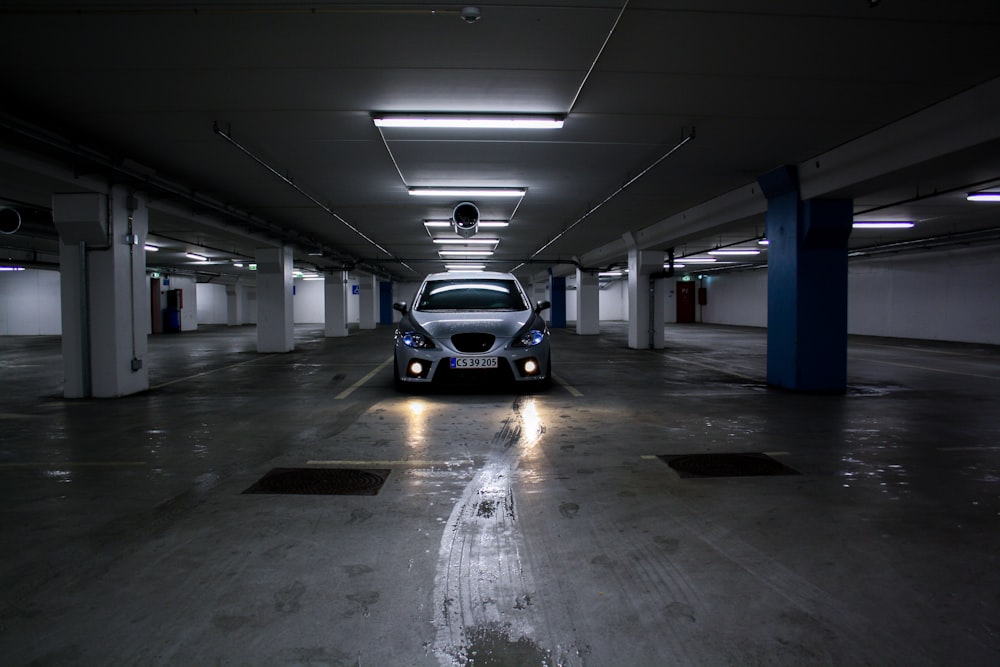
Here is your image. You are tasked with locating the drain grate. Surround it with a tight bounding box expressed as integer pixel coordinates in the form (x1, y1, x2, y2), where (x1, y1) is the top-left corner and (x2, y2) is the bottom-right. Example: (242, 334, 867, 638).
(659, 453, 799, 478)
(243, 467, 390, 495)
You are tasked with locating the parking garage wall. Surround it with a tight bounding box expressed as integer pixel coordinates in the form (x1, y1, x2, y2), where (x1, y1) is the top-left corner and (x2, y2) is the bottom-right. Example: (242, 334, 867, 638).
(699, 244, 1000, 345)
(0, 267, 60, 335)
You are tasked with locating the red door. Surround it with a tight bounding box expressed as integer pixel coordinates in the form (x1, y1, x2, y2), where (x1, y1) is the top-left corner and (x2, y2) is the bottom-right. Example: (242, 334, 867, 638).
(676, 281, 696, 323)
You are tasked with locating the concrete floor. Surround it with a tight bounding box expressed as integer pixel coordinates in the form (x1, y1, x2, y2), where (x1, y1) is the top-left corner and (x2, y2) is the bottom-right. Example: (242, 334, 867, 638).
(1, 322, 998, 666)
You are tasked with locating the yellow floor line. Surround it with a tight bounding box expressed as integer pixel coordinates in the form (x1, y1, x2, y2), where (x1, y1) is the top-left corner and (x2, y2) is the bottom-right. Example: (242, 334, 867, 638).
(335, 356, 393, 399)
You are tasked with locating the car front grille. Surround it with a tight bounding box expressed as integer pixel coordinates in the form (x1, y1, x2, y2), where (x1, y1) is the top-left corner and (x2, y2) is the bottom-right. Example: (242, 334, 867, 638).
(451, 332, 496, 353)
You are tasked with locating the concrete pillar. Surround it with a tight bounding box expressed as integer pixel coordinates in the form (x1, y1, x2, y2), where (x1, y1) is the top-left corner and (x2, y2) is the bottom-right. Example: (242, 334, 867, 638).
(626, 243, 665, 350)
(324, 270, 349, 337)
(358, 273, 377, 330)
(255, 246, 294, 353)
(225, 284, 240, 326)
(758, 165, 853, 392)
(548, 275, 567, 328)
(575, 268, 600, 335)
(52, 187, 150, 398)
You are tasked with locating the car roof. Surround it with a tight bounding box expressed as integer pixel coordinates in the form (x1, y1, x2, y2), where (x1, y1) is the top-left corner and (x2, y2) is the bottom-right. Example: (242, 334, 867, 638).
(422, 271, 519, 282)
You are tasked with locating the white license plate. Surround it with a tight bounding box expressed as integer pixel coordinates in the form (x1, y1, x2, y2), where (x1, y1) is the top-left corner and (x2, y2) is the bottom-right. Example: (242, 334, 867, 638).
(450, 356, 498, 369)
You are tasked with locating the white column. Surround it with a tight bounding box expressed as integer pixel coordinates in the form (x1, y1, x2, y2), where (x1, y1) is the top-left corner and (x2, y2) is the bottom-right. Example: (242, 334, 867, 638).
(255, 246, 294, 352)
(358, 273, 377, 330)
(225, 284, 240, 326)
(52, 187, 150, 398)
(627, 246, 665, 350)
(575, 268, 600, 335)
(324, 270, 349, 337)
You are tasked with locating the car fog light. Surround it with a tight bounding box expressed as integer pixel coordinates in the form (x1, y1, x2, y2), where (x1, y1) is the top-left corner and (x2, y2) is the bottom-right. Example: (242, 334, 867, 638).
(409, 361, 424, 376)
(523, 359, 538, 375)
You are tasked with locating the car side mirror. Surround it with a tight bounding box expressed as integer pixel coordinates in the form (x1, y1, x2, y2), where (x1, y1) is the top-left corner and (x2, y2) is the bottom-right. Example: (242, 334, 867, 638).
(392, 301, 409, 315)
(535, 300, 551, 314)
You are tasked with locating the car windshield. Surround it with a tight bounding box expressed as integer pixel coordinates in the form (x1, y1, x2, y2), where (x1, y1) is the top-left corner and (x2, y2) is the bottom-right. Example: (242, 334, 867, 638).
(416, 279, 528, 312)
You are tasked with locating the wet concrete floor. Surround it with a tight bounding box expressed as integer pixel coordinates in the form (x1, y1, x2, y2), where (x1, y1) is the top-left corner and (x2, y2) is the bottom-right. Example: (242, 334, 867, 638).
(1, 322, 998, 666)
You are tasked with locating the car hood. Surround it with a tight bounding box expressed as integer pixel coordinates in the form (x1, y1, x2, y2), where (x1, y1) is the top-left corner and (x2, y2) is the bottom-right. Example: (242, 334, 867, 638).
(411, 311, 532, 339)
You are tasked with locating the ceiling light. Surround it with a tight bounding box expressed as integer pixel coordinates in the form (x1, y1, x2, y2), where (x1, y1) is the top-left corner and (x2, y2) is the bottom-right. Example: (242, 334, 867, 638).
(432, 238, 499, 245)
(0, 265, 25, 271)
(679, 257, 718, 264)
(445, 264, 487, 271)
(599, 271, 624, 277)
(409, 187, 526, 198)
(708, 248, 761, 256)
(424, 219, 508, 229)
(439, 250, 494, 257)
(186, 252, 207, 261)
(852, 221, 915, 229)
(664, 263, 686, 269)
(967, 192, 1000, 202)
(233, 262, 244, 268)
(144, 243, 159, 252)
(373, 114, 563, 129)
(758, 238, 769, 245)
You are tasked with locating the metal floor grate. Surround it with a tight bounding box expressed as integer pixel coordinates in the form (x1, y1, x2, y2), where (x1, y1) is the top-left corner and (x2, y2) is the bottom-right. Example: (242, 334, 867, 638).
(659, 452, 799, 478)
(243, 467, 390, 495)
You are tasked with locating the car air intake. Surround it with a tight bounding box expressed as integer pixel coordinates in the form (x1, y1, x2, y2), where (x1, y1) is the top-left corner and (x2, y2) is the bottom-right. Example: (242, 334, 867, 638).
(452, 333, 495, 353)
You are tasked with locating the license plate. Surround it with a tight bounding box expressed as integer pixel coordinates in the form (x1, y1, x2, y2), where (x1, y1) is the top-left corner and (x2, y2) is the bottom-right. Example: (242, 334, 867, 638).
(450, 356, 498, 369)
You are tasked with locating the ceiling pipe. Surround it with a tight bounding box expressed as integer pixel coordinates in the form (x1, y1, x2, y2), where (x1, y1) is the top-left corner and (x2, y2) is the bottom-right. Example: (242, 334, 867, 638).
(0, 111, 391, 277)
(213, 122, 412, 273)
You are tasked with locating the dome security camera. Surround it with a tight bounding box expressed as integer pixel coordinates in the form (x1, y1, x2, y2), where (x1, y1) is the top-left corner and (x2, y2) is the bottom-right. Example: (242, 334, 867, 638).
(452, 202, 480, 238)
(460, 6, 481, 23)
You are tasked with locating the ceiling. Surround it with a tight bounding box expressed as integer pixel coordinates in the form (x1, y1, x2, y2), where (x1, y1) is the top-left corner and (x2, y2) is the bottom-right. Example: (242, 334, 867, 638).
(1, 1, 999, 284)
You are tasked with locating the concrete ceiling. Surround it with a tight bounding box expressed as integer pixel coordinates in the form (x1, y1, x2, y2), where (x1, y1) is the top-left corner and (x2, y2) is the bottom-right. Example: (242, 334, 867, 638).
(1, 1, 999, 283)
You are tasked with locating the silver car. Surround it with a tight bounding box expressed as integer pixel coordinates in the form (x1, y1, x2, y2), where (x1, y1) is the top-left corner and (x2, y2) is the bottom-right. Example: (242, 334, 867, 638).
(392, 271, 551, 390)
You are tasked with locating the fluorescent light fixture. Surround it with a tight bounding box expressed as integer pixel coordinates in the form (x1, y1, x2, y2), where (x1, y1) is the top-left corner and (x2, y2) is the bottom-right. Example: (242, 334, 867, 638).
(0, 266, 25, 271)
(708, 248, 761, 256)
(186, 252, 207, 261)
(967, 192, 1000, 202)
(424, 219, 508, 229)
(233, 262, 244, 268)
(409, 187, 526, 198)
(144, 243, 159, 252)
(445, 264, 486, 271)
(432, 238, 499, 245)
(373, 114, 563, 129)
(439, 250, 494, 257)
(679, 257, 718, 264)
(852, 221, 914, 229)
(302, 276, 324, 281)
(758, 238, 769, 245)
(664, 263, 686, 269)
(599, 271, 624, 277)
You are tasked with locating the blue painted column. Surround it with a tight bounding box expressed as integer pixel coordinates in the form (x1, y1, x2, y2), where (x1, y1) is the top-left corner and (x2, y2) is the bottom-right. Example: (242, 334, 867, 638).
(548, 275, 567, 328)
(758, 166, 853, 392)
(379, 281, 394, 325)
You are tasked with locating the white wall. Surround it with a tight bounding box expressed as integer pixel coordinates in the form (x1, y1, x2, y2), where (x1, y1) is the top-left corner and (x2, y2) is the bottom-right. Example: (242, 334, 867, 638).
(5, 245, 999, 344)
(196, 283, 228, 324)
(699, 269, 768, 328)
(695, 244, 1000, 345)
(563, 277, 628, 323)
(0, 268, 61, 334)
(293, 279, 325, 323)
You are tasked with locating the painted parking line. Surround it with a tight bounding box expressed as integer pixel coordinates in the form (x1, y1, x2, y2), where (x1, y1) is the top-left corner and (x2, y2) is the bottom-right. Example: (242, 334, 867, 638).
(150, 354, 277, 390)
(306, 459, 474, 467)
(553, 373, 583, 397)
(0, 461, 147, 468)
(335, 356, 393, 399)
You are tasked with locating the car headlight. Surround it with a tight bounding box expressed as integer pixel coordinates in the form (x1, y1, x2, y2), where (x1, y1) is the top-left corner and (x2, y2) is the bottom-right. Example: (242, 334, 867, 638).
(399, 331, 435, 349)
(513, 329, 546, 347)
